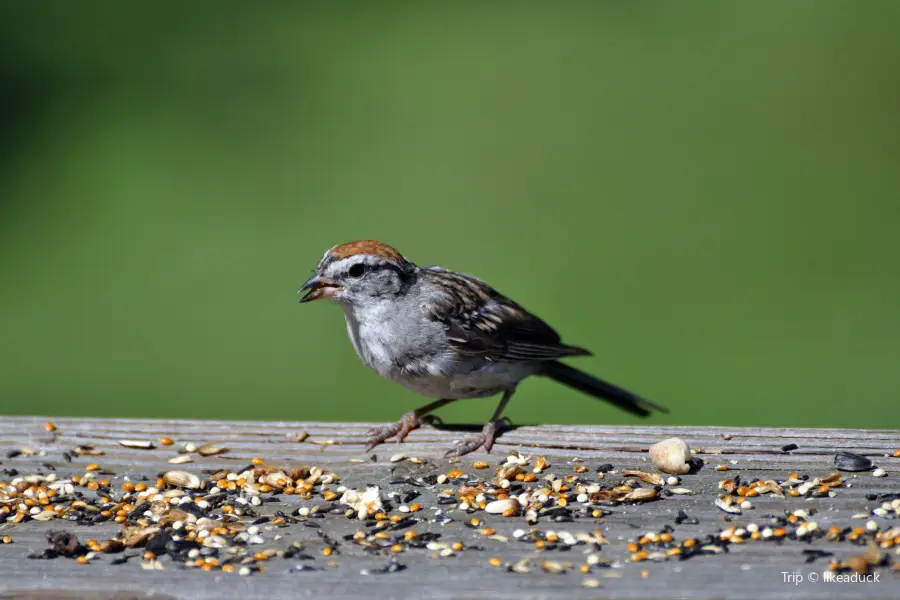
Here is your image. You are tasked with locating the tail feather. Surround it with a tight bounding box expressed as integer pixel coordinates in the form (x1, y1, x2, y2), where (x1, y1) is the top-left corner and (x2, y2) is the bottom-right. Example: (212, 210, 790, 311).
(541, 361, 666, 417)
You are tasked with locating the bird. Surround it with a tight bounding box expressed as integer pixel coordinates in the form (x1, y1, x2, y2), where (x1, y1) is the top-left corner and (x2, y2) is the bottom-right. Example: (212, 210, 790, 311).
(298, 240, 666, 458)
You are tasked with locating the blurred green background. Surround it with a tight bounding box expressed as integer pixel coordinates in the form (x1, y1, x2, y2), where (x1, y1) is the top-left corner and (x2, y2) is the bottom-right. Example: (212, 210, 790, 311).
(2, 2, 899, 429)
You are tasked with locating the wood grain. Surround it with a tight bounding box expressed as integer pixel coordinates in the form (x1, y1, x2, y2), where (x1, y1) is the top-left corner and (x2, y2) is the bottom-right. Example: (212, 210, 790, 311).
(1, 417, 898, 599)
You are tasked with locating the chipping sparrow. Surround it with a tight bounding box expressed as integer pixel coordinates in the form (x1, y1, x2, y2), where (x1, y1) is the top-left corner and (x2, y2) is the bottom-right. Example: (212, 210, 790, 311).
(298, 240, 666, 458)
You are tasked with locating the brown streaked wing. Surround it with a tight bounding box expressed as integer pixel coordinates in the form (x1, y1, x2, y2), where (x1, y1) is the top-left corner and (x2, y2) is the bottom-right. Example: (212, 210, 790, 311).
(421, 266, 591, 362)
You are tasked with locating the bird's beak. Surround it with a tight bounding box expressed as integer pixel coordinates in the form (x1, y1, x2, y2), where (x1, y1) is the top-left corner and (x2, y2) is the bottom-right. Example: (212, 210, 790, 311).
(298, 274, 340, 303)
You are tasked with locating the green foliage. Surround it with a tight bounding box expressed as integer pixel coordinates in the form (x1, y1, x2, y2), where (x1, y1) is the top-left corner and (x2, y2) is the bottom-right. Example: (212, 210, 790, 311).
(2, 2, 899, 428)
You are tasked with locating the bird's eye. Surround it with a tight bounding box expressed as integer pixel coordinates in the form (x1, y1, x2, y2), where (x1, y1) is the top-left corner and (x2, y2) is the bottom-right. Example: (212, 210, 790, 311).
(348, 263, 367, 278)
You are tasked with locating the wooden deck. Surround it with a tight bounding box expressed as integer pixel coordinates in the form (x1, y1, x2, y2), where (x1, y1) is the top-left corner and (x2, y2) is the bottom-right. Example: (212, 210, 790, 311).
(0, 417, 898, 599)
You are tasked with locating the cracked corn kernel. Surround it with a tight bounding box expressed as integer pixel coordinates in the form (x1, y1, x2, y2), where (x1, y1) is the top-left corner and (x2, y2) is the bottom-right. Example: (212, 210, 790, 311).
(489, 557, 502, 567)
(409, 503, 422, 512)
(404, 531, 418, 541)
(451, 542, 464, 551)
(773, 528, 787, 538)
(323, 491, 338, 501)
(45, 422, 57, 432)
(626, 543, 640, 553)
(641, 570, 649, 578)
(76, 556, 88, 564)
(159, 436, 174, 446)
(390, 544, 403, 553)
(1, 536, 11, 544)
(631, 551, 648, 562)
(473, 461, 489, 469)
(447, 469, 464, 479)
(575, 465, 588, 473)
(322, 547, 333, 556)
(222, 564, 234, 573)
(481, 528, 496, 536)
(121, 482, 135, 493)
(134, 482, 147, 493)
(523, 473, 537, 483)
(252, 457, 264, 466)
(86, 464, 100, 472)
(683, 539, 696, 548)
(893, 449, 900, 458)
(660, 533, 673, 543)
(715, 465, 729, 472)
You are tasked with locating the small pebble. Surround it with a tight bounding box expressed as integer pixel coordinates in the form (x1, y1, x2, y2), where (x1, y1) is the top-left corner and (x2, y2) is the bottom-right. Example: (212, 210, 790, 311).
(390, 454, 406, 463)
(666, 476, 680, 486)
(865, 520, 879, 532)
(740, 500, 753, 510)
(873, 468, 886, 477)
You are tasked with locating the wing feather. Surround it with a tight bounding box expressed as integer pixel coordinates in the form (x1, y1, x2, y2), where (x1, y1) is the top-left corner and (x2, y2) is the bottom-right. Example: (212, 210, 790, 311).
(421, 266, 590, 362)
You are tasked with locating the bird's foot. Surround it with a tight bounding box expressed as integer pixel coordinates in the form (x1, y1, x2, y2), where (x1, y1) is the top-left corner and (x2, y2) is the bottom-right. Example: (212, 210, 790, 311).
(444, 419, 505, 459)
(365, 411, 421, 452)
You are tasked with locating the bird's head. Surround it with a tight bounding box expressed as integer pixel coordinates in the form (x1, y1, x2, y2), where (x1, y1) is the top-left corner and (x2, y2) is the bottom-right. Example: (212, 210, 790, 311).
(298, 240, 417, 306)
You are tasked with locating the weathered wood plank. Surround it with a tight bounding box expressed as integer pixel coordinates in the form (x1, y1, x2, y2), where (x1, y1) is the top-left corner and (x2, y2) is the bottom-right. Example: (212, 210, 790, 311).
(0, 417, 898, 600)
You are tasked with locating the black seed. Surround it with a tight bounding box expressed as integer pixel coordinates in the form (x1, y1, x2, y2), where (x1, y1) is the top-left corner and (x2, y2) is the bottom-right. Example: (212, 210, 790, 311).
(834, 451, 872, 472)
(596, 464, 614, 473)
(780, 443, 799, 452)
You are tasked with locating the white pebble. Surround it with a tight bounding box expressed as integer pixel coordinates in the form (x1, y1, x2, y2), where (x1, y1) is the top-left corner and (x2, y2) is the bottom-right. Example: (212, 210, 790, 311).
(873, 468, 886, 477)
(250, 496, 261, 506)
(247, 526, 259, 535)
(746, 523, 759, 533)
(399, 505, 411, 513)
(512, 529, 527, 538)
(439, 548, 455, 557)
(586, 553, 601, 565)
(740, 500, 753, 510)
(796, 525, 809, 537)
(436, 474, 448, 485)
(576, 493, 588, 503)
(761, 527, 774, 539)
(485, 498, 518, 514)
(666, 476, 680, 486)
(865, 520, 879, 532)
(238, 566, 251, 576)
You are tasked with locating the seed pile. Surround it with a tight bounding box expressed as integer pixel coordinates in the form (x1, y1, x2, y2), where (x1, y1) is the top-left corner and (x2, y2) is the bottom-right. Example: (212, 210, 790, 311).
(1, 425, 898, 585)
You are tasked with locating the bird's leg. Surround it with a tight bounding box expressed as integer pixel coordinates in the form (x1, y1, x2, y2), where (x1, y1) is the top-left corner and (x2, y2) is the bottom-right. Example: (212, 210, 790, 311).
(365, 398, 456, 452)
(444, 388, 514, 459)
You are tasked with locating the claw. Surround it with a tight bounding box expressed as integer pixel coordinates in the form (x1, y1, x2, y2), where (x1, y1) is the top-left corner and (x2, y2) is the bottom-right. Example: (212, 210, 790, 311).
(443, 420, 503, 459)
(364, 411, 421, 452)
